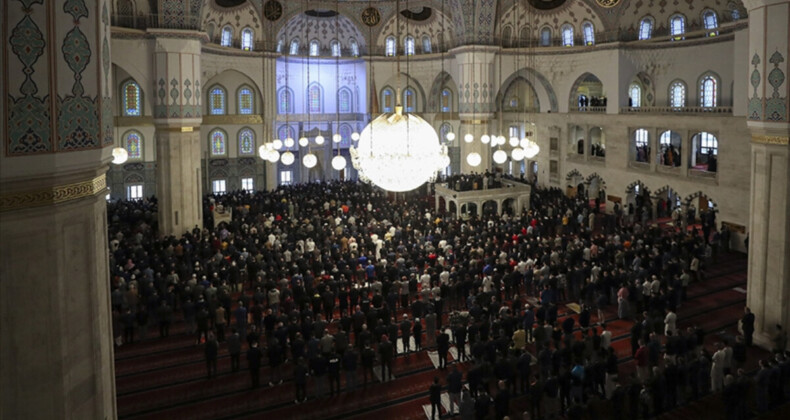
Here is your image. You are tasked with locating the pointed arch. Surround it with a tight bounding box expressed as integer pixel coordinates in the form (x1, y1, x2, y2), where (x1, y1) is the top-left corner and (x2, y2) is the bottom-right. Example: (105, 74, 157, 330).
(501, 76, 541, 112)
(497, 68, 558, 113)
(120, 78, 143, 116)
(567, 72, 604, 110)
(337, 87, 354, 113)
(236, 84, 255, 115)
(306, 82, 324, 113)
(428, 71, 459, 113)
(238, 127, 255, 155)
(122, 130, 143, 159)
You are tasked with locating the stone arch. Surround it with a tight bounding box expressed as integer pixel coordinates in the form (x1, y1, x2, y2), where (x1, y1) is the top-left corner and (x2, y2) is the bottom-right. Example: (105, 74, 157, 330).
(379, 74, 427, 112)
(566, 169, 583, 183)
(497, 68, 558, 113)
(482, 200, 498, 215)
(499, 76, 541, 112)
(684, 190, 718, 212)
(203, 69, 262, 114)
(625, 180, 650, 195)
(652, 185, 683, 218)
(568, 72, 604, 110)
(428, 71, 459, 112)
(630, 71, 655, 106)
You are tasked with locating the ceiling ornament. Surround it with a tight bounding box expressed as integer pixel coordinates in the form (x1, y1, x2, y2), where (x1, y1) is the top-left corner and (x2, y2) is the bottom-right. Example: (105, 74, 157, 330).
(361, 7, 381, 26)
(595, 0, 621, 7)
(263, 0, 283, 21)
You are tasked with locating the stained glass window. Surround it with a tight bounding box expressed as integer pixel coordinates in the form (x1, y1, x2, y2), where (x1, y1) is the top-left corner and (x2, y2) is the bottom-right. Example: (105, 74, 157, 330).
(441, 89, 452, 112)
(308, 85, 321, 113)
(700, 75, 717, 107)
(440, 123, 453, 143)
(338, 89, 351, 113)
(278, 125, 295, 143)
(309, 40, 319, 56)
(422, 36, 432, 53)
(405, 37, 415, 55)
(278, 89, 291, 114)
(290, 39, 300, 55)
(221, 26, 232, 47)
(210, 129, 227, 156)
(703, 10, 718, 31)
(670, 15, 685, 40)
(670, 81, 686, 108)
(126, 131, 142, 159)
(339, 124, 352, 147)
(382, 89, 394, 112)
(350, 39, 359, 56)
(639, 18, 653, 40)
(629, 84, 641, 107)
(331, 40, 341, 57)
(540, 27, 551, 46)
(582, 22, 594, 46)
(276, 38, 283, 53)
(404, 88, 415, 112)
(238, 87, 253, 114)
(123, 81, 141, 116)
(209, 86, 226, 115)
(561, 25, 574, 47)
(385, 37, 396, 56)
(238, 128, 254, 155)
(241, 28, 253, 51)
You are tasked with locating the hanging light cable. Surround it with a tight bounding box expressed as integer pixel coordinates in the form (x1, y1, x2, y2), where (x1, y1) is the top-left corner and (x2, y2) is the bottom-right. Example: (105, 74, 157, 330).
(331, 0, 347, 171)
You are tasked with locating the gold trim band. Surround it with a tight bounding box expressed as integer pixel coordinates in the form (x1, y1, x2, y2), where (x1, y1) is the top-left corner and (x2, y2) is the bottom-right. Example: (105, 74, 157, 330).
(752, 135, 789, 145)
(0, 175, 107, 212)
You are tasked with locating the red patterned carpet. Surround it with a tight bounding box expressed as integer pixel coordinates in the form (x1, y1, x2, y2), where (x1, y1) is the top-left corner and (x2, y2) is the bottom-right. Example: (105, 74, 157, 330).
(115, 252, 781, 420)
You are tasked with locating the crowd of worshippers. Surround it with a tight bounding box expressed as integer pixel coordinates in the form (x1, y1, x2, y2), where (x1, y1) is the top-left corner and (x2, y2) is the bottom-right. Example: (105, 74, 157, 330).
(579, 96, 607, 109)
(107, 181, 788, 418)
(445, 171, 504, 192)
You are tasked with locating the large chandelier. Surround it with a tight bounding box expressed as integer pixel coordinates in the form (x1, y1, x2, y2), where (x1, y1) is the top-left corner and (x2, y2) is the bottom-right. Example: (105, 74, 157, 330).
(351, 106, 446, 192)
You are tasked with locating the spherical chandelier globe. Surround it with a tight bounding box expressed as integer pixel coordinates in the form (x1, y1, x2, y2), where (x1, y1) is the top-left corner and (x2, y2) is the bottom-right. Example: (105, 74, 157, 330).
(493, 150, 508, 164)
(267, 150, 280, 163)
(281, 151, 295, 165)
(112, 147, 129, 165)
(509, 137, 520, 147)
(331, 155, 347, 170)
(523, 139, 541, 159)
(351, 132, 360, 141)
(284, 137, 295, 148)
(333, 133, 342, 143)
(303, 153, 318, 168)
(258, 145, 269, 160)
(298, 137, 309, 147)
(497, 135, 506, 146)
(315, 135, 325, 145)
(464, 133, 474, 143)
(350, 107, 444, 192)
(446, 132, 456, 142)
(480, 134, 490, 144)
(272, 139, 283, 150)
(511, 147, 525, 161)
(466, 152, 482, 167)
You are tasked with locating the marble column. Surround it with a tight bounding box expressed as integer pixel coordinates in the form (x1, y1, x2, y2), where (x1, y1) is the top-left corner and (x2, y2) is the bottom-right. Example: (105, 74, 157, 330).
(152, 34, 204, 236)
(743, 0, 790, 352)
(453, 46, 498, 174)
(1, 0, 117, 418)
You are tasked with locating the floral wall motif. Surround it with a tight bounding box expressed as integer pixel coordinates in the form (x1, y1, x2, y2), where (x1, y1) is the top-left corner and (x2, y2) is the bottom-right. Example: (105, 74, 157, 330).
(765, 51, 786, 122)
(748, 53, 762, 120)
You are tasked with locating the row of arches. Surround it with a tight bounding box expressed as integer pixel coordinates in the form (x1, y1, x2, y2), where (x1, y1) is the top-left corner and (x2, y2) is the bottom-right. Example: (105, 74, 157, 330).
(630, 129, 718, 172)
(629, 72, 722, 108)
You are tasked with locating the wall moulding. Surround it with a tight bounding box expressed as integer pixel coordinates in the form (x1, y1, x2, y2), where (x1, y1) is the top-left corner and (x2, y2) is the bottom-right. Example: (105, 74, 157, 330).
(751, 135, 789, 145)
(0, 175, 107, 212)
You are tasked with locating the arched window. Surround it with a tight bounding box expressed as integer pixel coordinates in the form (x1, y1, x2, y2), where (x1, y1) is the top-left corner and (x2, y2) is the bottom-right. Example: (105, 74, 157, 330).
(702, 10, 719, 36)
(339, 124, 353, 146)
(670, 14, 686, 40)
(238, 128, 255, 155)
(439, 123, 453, 142)
(382, 88, 394, 112)
(404, 36, 415, 56)
(122, 80, 142, 116)
(330, 40, 341, 57)
(519, 27, 530, 47)
(441, 88, 452, 112)
(422, 36, 432, 53)
(276, 38, 284, 53)
(582, 22, 594, 46)
(210, 129, 227, 156)
(209, 86, 226, 115)
(403, 88, 416, 112)
(669, 81, 686, 108)
(278, 125, 295, 142)
(307, 84, 322, 113)
(629, 84, 642, 107)
(290, 39, 300, 55)
(633, 129, 649, 163)
(658, 130, 682, 167)
(699, 74, 718, 107)
(241, 28, 253, 51)
(540, 27, 552, 46)
(731, 9, 741, 21)
(691, 132, 718, 172)
(278, 88, 292, 114)
(502, 26, 513, 47)
(385, 36, 396, 56)
(350, 39, 359, 56)
(338, 88, 352, 113)
(238, 86, 254, 114)
(125, 131, 142, 159)
(221, 26, 233, 47)
(638, 17, 653, 40)
(561, 24, 574, 47)
(309, 40, 320, 56)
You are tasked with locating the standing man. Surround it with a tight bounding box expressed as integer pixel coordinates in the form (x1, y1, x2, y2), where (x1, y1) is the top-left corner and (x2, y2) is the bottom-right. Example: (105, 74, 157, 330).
(361, 342, 376, 387)
(400, 314, 412, 354)
(379, 335, 395, 382)
(437, 330, 451, 370)
(328, 351, 341, 396)
(227, 328, 241, 372)
(205, 333, 218, 379)
(247, 341, 263, 388)
(343, 347, 359, 391)
(293, 357, 309, 403)
(429, 376, 443, 420)
(741, 307, 755, 346)
(447, 365, 463, 416)
(413, 317, 423, 351)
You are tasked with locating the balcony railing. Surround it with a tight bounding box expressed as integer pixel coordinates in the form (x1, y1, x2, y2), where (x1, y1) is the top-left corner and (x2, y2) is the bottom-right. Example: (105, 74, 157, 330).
(620, 106, 733, 115)
(570, 106, 607, 113)
(111, 14, 202, 31)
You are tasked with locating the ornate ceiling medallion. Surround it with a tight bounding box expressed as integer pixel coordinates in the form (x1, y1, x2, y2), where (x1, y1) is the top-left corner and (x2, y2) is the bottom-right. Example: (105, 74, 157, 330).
(595, 0, 621, 7)
(361, 7, 381, 26)
(263, 0, 283, 21)
(527, 0, 568, 11)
